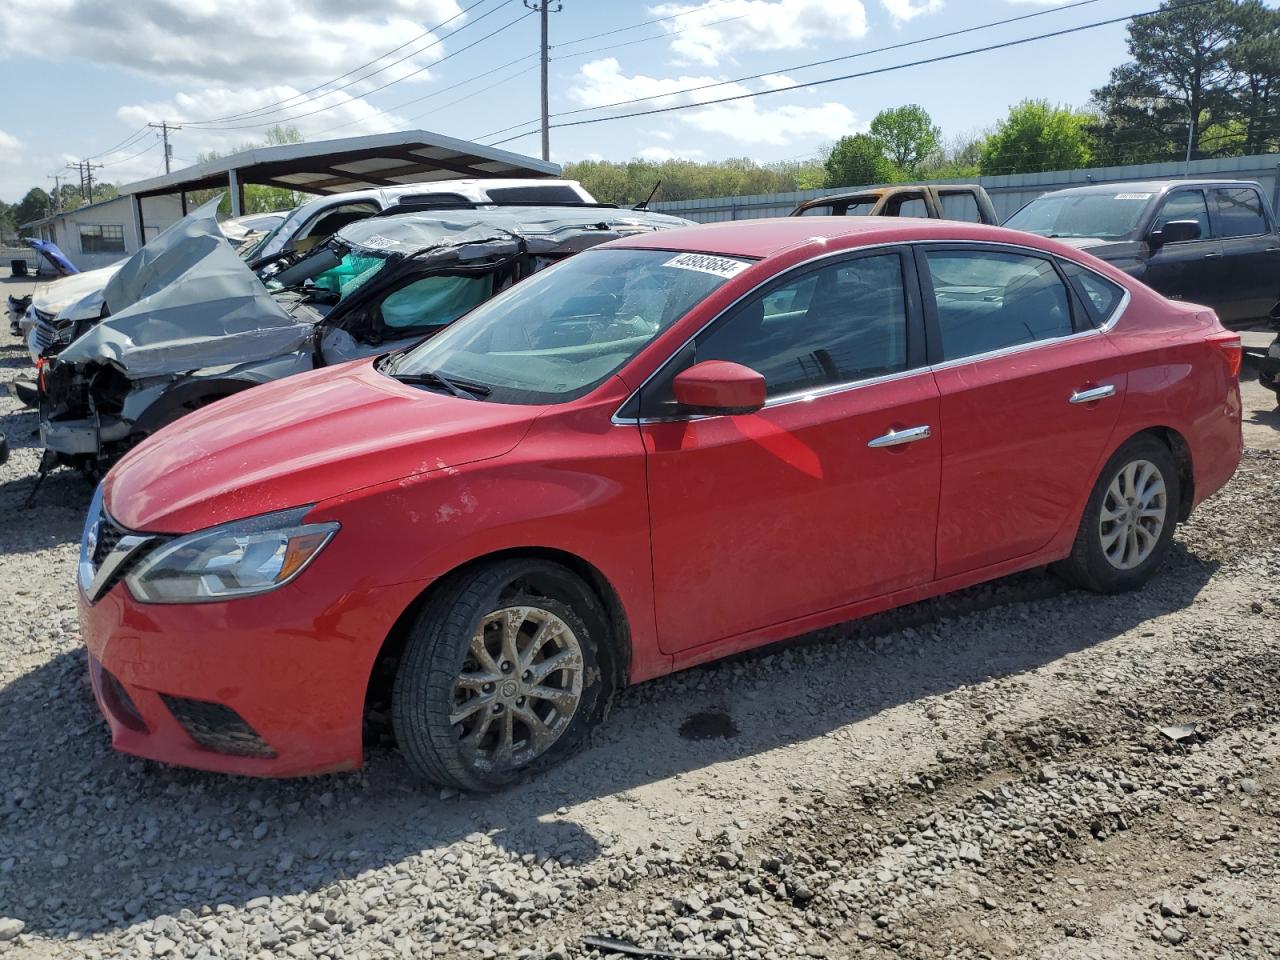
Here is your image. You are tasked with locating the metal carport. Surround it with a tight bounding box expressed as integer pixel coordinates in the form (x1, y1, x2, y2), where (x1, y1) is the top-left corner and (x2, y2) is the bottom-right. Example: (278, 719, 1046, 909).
(117, 129, 559, 244)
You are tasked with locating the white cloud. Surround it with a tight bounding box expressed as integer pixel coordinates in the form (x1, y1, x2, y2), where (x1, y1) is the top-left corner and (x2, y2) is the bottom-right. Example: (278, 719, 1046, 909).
(0, 0, 462, 88)
(760, 73, 800, 91)
(0, 129, 22, 160)
(572, 60, 860, 148)
(880, 0, 944, 22)
(637, 145, 706, 161)
(113, 86, 407, 179)
(650, 0, 869, 67)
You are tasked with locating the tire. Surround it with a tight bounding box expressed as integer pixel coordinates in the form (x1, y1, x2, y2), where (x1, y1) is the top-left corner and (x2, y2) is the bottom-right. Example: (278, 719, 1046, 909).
(392, 559, 614, 792)
(1053, 434, 1181, 594)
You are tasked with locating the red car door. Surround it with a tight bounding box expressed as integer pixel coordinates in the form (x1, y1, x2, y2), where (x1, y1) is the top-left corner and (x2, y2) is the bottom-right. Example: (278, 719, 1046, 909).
(634, 249, 942, 654)
(918, 245, 1128, 578)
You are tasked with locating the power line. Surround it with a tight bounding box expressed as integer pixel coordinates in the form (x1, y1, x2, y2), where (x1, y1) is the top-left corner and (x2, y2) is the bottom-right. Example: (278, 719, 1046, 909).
(554, 0, 737, 46)
(99, 137, 163, 168)
(184, 0, 504, 126)
(476, 0, 1110, 144)
(483, 1, 1215, 147)
(313, 50, 539, 137)
(82, 125, 152, 162)
(190, 8, 536, 131)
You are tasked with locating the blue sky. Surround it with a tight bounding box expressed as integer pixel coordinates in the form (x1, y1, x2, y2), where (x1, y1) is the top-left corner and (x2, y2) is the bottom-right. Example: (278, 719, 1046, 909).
(0, 0, 1234, 203)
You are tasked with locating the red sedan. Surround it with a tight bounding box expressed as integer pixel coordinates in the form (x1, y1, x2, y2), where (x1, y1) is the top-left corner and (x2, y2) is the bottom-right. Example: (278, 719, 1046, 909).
(79, 218, 1243, 790)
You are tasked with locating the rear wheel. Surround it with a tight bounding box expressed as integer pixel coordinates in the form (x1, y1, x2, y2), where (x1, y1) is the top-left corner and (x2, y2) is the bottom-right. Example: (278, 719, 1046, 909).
(392, 559, 613, 792)
(1054, 435, 1180, 594)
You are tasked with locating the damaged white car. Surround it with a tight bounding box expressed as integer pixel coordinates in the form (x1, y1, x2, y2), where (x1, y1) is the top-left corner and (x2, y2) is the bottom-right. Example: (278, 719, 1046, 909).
(37, 202, 690, 477)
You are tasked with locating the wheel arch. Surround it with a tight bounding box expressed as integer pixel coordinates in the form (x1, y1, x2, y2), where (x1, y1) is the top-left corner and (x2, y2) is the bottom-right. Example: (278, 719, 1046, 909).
(1141, 425, 1195, 521)
(131, 377, 258, 435)
(362, 547, 633, 720)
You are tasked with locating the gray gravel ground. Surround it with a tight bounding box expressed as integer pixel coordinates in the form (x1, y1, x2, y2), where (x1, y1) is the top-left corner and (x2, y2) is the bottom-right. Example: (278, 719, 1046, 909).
(0, 298, 1277, 959)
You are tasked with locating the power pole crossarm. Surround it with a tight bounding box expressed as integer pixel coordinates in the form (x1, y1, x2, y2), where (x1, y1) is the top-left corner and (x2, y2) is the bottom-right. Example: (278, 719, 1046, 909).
(148, 121, 182, 175)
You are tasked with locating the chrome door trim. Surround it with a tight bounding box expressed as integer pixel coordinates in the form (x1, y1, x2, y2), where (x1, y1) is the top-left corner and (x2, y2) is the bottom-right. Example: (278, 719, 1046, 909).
(868, 425, 932, 448)
(1069, 384, 1118, 404)
(611, 240, 1133, 426)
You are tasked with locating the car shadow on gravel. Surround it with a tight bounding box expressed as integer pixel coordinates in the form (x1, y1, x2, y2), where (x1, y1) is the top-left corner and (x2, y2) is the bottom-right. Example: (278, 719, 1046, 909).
(0, 543, 1218, 940)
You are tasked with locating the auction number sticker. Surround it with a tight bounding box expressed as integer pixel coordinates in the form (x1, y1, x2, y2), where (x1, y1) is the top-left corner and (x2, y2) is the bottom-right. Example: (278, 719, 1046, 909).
(1114, 193, 1153, 201)
(663, 252, 750, 279)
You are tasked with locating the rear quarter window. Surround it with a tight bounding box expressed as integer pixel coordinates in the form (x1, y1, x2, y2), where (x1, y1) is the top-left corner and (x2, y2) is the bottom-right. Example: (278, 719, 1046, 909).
(1059, 261, 1126, 329)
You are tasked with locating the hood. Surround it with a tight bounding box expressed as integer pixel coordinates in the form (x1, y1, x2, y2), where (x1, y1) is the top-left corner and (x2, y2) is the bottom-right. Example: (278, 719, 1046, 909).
(103, 359, 539, 533)
(24, 238, 79, 276)
(1048, 237, 1145, 257)
(58, 197, 308, 378)
(32, 266, 120, 316)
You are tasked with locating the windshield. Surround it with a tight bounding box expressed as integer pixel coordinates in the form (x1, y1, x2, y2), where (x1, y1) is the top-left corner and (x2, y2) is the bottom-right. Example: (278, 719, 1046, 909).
(1005, 191, 1152, 240)
(388, 247, 750, 404)
(239, 212, 296, 262)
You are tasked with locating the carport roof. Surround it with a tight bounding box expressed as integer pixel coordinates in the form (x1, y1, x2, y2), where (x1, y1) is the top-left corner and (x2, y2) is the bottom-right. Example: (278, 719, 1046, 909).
(119, 129, 559, 199)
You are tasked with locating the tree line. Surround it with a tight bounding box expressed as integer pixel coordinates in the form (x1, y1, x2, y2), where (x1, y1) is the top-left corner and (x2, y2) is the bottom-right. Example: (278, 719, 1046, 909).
(4, 0, 1276, 233)
(574, 0, 1279, 203)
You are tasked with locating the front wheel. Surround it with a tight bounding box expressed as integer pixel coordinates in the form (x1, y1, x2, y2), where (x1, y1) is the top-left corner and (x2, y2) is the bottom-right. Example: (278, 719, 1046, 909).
(1054, 435, 1180, 594)
(392, 559, 613, 792)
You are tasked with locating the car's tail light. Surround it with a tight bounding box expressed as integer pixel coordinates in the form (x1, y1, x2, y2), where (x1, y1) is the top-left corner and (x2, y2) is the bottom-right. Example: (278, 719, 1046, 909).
(1206, 331, 1242, 378)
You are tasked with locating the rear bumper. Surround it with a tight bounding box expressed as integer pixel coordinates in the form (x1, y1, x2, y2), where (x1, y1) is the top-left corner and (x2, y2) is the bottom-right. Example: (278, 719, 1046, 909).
(80, 575, 427, 777)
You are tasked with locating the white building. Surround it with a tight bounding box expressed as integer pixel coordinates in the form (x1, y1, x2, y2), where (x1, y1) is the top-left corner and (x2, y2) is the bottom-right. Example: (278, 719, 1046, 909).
(22, 194, 184, 272)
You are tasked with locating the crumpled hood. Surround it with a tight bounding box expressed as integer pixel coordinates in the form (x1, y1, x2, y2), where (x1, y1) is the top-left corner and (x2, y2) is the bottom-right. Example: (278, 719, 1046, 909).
(32, 266, 120, 317)
(103, 359, 538, 533)
(57, 197, 307, 378)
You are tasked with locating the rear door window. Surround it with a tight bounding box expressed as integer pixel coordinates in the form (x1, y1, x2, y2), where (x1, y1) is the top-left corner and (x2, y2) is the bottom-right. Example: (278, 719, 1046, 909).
(1211, 187, 1268, 238)
(924, 249, 1074, 361)
(939, 191, 982, 223)
(1151, 190, 1210, 240)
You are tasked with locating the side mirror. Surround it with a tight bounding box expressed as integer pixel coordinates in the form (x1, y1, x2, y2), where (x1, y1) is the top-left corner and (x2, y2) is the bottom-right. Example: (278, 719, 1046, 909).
(1152, 219, 1201, 247)
(673, 360, 766, 415)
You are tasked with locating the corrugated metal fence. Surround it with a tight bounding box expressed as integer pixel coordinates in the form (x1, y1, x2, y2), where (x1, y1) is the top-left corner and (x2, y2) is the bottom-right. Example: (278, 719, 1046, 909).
(648, 152, 1280, 223)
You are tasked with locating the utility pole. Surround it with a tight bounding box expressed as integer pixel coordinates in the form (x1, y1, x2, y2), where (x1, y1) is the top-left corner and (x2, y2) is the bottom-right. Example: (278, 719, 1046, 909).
(66, 160, 102, 202)
(524, 0, 561, 162)
(149, 121, 182, 174)
(47, 174, 63, 212)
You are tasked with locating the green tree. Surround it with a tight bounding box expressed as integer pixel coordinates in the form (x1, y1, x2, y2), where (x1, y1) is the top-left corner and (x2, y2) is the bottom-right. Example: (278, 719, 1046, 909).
(1090, 0, 1277, 163)
(868, 105, 941, 176)
(822, 134, 899, 188)
(13, 187, 51, 234)
(562, 156, 825, 205)
(1227, 1, 1280, 155)
(979, 100, 1095, 175)
(189, 125, 309, 215)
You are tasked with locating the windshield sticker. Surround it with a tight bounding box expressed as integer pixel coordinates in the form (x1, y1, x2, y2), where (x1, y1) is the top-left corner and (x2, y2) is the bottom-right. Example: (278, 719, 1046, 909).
(1114, 193, 1153, 201)
(359, 234, 402, 249)
(663, 252, 750, 279)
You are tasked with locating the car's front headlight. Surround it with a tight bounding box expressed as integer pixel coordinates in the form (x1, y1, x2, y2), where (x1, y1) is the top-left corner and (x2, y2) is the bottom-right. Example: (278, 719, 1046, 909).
(125, 506, 338, 604)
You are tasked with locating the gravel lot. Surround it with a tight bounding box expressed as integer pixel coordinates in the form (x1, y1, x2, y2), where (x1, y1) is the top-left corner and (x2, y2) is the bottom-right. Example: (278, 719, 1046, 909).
(1, 273, 1277, 959)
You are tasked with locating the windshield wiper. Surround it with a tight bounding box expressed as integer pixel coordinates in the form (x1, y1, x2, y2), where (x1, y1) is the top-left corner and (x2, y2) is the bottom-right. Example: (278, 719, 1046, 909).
(390, 370, 491, 400)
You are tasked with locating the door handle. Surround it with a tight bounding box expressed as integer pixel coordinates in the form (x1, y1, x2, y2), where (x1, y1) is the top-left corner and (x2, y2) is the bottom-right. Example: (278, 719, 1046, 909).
(1265, 247, 1280, 254)
(1069, 384, 1117, 404)
(1203, 252, 1221, 260)
(868, 425, 931, 448)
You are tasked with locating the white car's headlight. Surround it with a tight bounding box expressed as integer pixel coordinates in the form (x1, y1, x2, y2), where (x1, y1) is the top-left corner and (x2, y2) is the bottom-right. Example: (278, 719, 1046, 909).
(125, 507, 338, 604)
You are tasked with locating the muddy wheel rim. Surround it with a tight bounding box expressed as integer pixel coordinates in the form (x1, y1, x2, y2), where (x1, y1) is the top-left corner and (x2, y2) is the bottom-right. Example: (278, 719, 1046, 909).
(1099, 458, 1167, 570)
(449, 605, 584, 774)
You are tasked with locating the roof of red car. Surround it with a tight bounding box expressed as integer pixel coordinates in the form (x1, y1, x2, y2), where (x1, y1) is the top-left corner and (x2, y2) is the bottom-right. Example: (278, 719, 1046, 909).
(613, 216, 1042, 259)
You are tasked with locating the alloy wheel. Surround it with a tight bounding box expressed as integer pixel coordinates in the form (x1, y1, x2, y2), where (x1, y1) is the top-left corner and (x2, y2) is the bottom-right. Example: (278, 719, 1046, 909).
(449, 606, 584, 774)
(1098, 458, 1167, 570)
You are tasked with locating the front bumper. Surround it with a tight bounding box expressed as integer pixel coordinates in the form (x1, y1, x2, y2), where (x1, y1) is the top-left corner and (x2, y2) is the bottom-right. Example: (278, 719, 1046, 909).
(80, 572, 427, 777)
(41, 415, 130, 455)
